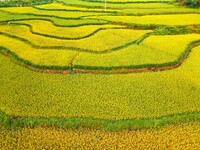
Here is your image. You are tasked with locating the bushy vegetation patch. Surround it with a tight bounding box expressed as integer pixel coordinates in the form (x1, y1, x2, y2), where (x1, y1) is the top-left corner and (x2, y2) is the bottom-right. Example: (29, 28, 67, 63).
(0, 0, 53, 7)
(176, 0, 200, 8)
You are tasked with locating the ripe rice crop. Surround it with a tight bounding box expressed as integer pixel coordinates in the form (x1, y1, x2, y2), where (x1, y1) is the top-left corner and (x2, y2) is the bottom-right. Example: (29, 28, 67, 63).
(141, 34, 200, 56)
(59, 0, 175, 9)
(74, 44, 177, 68)
(0, 45, 200, 119)
(0, 35, 77, 67)
(74, 34, 200, 68)
(123, 7, 200, 15)
(13, 20, 124, 39)
(89, 14, 200, 25)
(35, 2, 117, 12)
(0, 11, 41, 22)
(0, 6, 110, 18)
(0, 11, 108, 26)
(0, 0, 200, 148)
(0, 25, 152, 51)
(0, 122, 199, 149)
(37, 3, 199, 16)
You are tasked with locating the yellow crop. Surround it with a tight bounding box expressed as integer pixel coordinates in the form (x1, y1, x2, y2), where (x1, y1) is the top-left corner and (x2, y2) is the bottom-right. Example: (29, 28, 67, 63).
(0, 0, 200, 148)
(0, 35, 77, 66)
(141, 34, 200, 56)
(123, 7, 200, 15)
(74, 44, 177, 67)
(0, 122, 199, 149)
(89, 14, 200, 25)
(0, 25, 151, 51)
(36, 2, 117, 12)
(14, 20, 123, 38)
(63, 0, 175, 9)
(50, 0, 195, 16)
(0, 46, 200, 119)
(0, 6, 107, 18)
(74, 34, 200, 67)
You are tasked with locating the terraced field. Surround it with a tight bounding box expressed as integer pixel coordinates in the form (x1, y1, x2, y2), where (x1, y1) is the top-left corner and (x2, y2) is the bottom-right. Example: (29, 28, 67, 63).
(0, 0, 200, 149)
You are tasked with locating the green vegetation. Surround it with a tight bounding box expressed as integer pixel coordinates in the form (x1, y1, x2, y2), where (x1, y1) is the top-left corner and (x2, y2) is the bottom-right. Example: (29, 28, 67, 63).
(176, 0, 200, 8)
(0, 0, 53, 7)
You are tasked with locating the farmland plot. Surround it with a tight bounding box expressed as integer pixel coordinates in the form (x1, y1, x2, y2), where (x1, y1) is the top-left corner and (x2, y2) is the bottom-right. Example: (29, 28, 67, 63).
(0, 0, 200, 149)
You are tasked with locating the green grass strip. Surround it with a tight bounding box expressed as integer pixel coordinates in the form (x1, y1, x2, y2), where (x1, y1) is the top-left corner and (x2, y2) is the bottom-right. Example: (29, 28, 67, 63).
(0, 109, 199, 131)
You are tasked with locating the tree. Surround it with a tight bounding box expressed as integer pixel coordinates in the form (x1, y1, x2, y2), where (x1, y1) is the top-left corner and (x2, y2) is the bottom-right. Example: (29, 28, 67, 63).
(176, 0, 200, 8)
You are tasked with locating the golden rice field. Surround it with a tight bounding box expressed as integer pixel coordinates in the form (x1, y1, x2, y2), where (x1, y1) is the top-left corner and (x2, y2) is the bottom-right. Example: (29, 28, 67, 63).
(0, 0, 200, 149)
(0, 25, 151, 51)
(88, 14, 200, 25)
(0, 122, 199, 149)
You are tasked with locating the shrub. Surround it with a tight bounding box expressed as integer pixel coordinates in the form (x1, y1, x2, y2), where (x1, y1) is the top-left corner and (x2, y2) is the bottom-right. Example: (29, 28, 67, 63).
(176, 0, 200, 8)
(0, 0, 53, 7)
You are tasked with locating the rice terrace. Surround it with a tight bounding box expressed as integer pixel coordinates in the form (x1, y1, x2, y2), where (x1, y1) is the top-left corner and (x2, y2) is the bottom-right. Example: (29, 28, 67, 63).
(0, 0, 200, 149)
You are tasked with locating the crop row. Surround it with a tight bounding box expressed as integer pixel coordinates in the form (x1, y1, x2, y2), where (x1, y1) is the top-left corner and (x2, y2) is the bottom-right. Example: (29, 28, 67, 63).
(14, 2, 200, 16)
(87, 14, 200, 26)
(0, 44, 200, 120)
(33, 3, 118, 13)
(34, 2, 200, 16)
(2, 15, 200, 35)
(1, 6, 200, 29)
(58, 0, 175, 10)
(0, 122, 199, 149)
(10, 20, 124, 40)
(0, 0, 200, 137)
(72, 35, 200, 70)
(0, 35, 77, 68)
(0, 24, 152, 52)
(1, 28, 200, 70)
(5, 16, 200, 37)
(0, 6, 114, 19)
(1, 1, 200, 18)
(0, 12, 108, 27)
